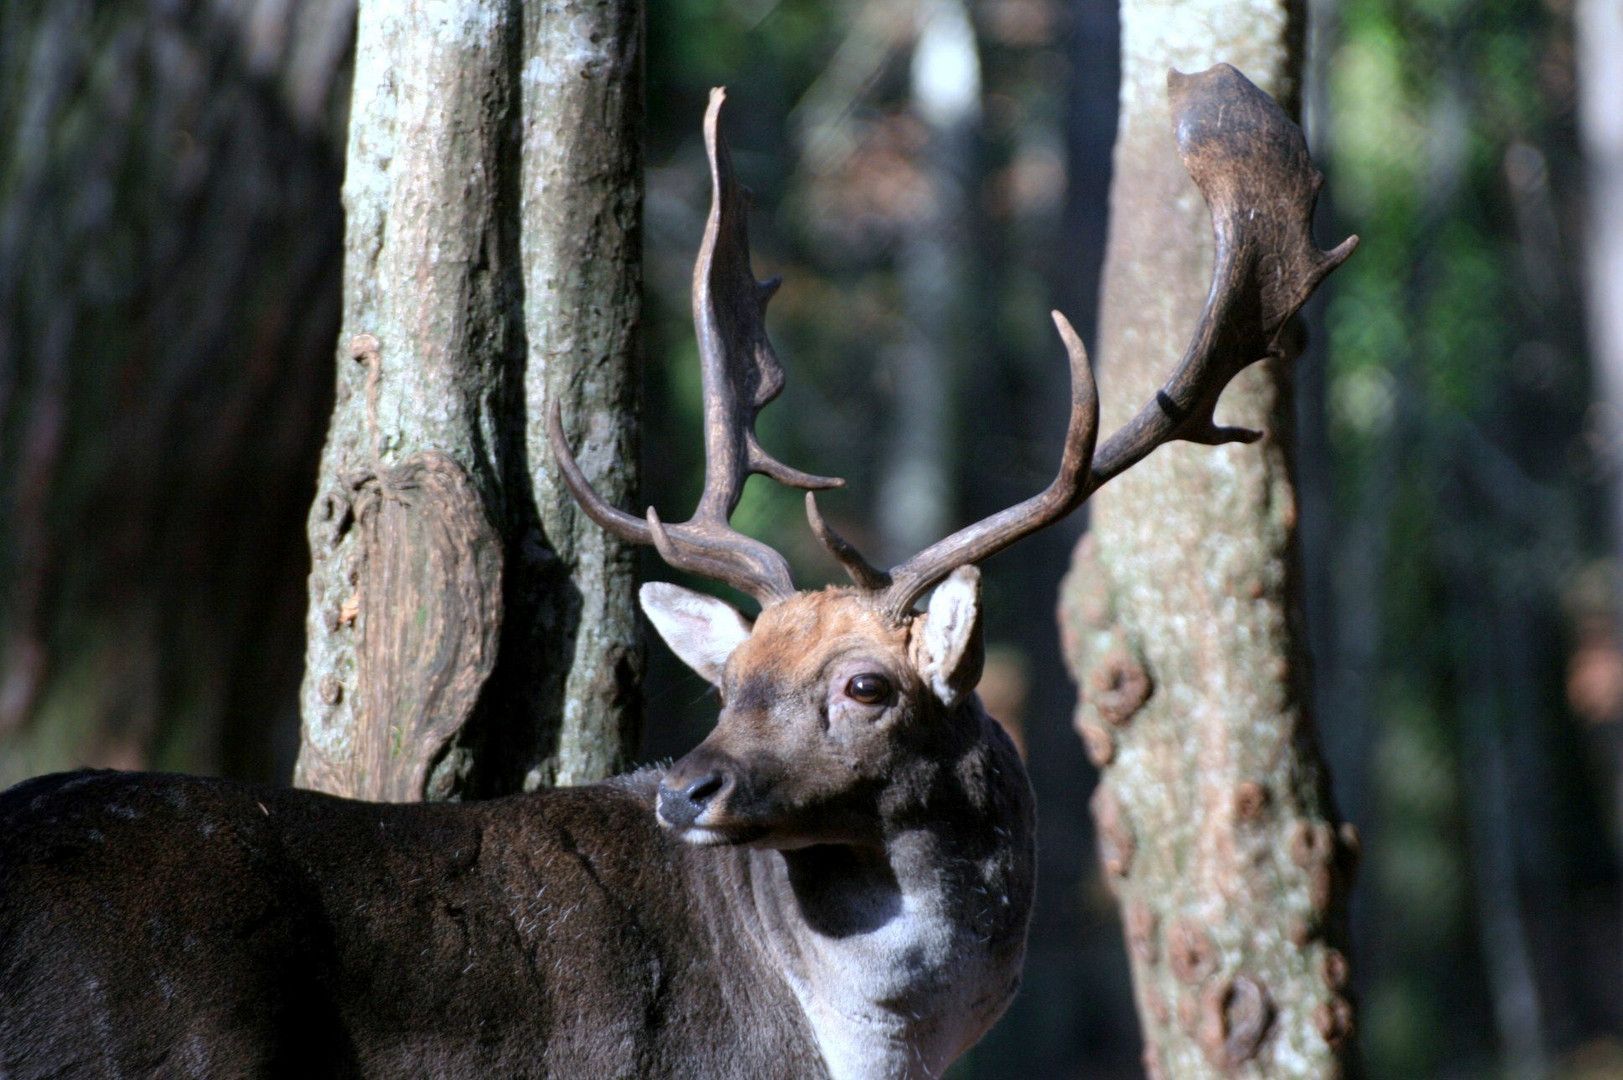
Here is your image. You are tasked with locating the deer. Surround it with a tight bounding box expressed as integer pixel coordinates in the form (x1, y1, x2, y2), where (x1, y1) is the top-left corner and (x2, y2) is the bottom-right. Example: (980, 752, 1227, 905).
(0, 65, 1351, 1080)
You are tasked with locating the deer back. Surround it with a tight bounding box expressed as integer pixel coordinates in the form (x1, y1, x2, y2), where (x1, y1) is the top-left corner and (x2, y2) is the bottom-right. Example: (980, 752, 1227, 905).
(0, 768, 830, 1079)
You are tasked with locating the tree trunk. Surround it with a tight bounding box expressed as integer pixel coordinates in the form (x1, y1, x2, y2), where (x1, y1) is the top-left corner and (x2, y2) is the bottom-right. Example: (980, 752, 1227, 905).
(295, 0, 642, 800)
(0, 0, 352, 787)
(873, 0, 979, 565)
(1576, 0, 1623, 847)
(508, 0, 644, 791)
(1057, 4, 1357, 1077)
(1576, 0, 1623, 1032)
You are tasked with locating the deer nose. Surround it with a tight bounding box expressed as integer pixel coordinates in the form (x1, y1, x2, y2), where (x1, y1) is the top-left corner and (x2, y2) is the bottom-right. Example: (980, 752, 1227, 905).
(657, 771, 727, 828)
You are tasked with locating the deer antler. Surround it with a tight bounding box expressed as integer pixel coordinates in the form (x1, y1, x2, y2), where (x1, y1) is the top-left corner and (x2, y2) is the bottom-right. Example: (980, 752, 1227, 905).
(819, 63, 1358, 622)
(557, 67, 1354, 618)
(549, 88, 841, 606)
(844, 308, 1099, 620)
(1086, 64, 1358, 482)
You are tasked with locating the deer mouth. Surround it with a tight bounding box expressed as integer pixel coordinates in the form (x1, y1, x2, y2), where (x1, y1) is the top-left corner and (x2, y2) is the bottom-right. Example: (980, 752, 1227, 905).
(657, 812, 770, 848)
(670, 824, 731, 846)
(654, 776, 776, 846)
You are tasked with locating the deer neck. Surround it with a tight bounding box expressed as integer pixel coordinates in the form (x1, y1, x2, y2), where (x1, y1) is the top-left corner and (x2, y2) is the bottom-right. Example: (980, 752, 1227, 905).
(738, 700, 1034, 1080)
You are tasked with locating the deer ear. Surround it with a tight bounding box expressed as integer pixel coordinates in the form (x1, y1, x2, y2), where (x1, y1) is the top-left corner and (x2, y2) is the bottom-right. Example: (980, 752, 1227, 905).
(917, 566, 985, 707)
(640, 582, 753, 686)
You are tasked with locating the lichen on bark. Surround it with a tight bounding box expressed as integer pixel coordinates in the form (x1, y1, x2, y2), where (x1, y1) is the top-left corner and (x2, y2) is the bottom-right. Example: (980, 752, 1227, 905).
(1058, 2, 1359, 1076)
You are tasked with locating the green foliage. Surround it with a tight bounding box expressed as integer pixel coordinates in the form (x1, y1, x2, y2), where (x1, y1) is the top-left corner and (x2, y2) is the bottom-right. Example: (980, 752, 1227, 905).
(648, 0, 840, 151)
(1325, 0, 1614, 1071)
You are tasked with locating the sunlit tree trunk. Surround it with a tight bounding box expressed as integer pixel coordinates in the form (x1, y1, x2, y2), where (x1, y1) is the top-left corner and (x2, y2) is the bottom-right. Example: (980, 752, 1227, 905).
(1577, 0, 1623, 832)
(1057, 3, 1358, 1076)
(295, 0, 642, 800)
(1576, 0, 1623, 1025)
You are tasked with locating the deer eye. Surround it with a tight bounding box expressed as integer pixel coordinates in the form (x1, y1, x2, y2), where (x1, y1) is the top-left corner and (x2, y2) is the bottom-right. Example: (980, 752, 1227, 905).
(844, 673, 892, 705)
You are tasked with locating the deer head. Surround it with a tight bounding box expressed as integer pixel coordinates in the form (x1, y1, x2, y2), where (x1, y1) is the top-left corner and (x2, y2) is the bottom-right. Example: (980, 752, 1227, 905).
(550, 68, 1356, 851)
(635, 566, 986, 849)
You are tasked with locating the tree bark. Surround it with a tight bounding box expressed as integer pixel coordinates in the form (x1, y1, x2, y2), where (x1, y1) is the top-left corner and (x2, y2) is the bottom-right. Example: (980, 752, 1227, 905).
(1057, 3, 1357, 1077)
(1576, 0, 1623, 847)
(0, 0, 352, 786)
(295, 0, 642, 800)
(509, 0, 644, 791)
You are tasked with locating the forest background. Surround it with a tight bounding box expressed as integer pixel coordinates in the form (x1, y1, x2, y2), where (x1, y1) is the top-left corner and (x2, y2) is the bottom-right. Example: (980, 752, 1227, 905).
(1, 0, 1620, 1076)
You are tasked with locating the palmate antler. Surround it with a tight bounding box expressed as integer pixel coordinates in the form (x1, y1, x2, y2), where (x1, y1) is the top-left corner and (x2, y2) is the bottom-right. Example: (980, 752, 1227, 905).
(553, 65, 1357, 620)
(853, 63, 1360, 620)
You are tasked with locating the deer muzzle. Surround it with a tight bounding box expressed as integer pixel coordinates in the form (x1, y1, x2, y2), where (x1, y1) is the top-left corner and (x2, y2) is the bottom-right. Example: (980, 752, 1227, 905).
(657, 771, 724, 824)
(656, 750, 742, 844)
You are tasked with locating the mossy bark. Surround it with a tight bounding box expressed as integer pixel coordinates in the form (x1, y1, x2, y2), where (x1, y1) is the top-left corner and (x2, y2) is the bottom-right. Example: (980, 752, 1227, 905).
(1058, 3, 1358, 1076)
(295, 0, 642, 800)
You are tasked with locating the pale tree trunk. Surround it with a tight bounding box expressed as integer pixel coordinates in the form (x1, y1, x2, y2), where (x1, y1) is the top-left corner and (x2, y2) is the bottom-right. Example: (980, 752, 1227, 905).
(1577, 0, 1623, 840)
(1576, 0, 1623, 1008)
(1057, 3, 1358, 1077)
(874, 0, 979, 564)
(295, 0, 642, 800)
(511, 0, 644, 790)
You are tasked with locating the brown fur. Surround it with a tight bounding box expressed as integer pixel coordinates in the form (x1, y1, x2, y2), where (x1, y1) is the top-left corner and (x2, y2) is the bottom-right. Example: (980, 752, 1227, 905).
(0, 581, 1035, 1080)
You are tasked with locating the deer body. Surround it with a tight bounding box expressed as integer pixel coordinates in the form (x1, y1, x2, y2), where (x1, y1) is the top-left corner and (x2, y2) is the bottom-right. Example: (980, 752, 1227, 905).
(0, 68, 1350, 1080)
(0, 769, 826, 1079)
(0, 588, 1033, 1080)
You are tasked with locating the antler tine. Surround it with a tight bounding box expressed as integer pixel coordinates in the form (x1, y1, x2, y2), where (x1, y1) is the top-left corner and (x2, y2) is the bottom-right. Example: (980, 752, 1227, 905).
(548, 402, 656, 546)
(874, 63, 1356, 622)
(550, 87, 842, 607)
(805, 493, 893, 590)
(877, 311, 1099, 620)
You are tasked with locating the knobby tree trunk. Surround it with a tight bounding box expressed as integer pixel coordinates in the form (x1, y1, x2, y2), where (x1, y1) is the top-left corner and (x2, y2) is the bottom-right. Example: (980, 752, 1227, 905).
(1057, 3, 1358, 1077)
(510, 0, 644, 790)
(295, 0, 642, 800)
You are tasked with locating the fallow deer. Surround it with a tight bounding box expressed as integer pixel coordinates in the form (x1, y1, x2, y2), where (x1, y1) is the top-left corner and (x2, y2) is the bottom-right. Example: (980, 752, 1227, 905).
(0, 65, 1351, 1079)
